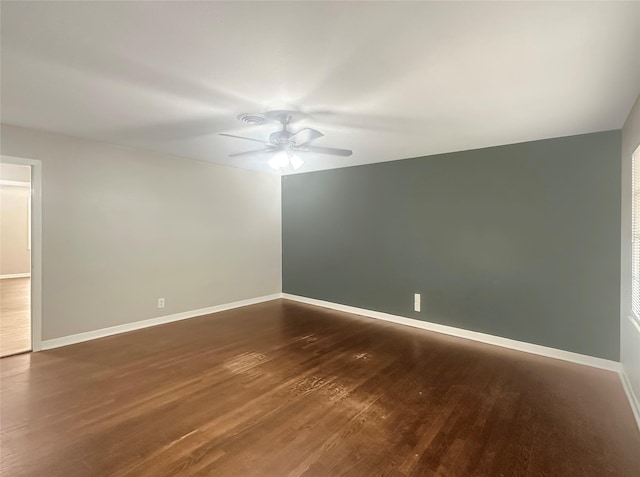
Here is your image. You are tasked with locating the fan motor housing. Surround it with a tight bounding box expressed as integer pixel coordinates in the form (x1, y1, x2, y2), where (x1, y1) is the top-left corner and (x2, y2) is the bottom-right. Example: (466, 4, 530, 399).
(270, 130, 292, 144)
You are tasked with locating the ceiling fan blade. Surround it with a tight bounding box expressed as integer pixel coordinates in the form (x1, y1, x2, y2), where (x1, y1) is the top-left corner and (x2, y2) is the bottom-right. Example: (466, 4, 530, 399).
(219, 133, 271, 145)
(296, 145, 353, 157)
(288, 128, 324, 146)
(228, 147, 276, 157)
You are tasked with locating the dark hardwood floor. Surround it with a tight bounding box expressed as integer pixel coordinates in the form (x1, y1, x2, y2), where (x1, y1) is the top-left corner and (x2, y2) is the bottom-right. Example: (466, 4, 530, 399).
(1, 299, 638, 476)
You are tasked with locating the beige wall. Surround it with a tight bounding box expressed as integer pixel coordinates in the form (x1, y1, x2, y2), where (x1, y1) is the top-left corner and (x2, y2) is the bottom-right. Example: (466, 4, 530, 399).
(621, 94, 640, 409)
(0, 170, 31, 275)
(0, 124, 281, 340)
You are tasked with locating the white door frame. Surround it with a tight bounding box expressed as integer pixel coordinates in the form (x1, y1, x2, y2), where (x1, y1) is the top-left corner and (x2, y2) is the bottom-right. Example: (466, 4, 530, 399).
(1, 155, 42, 351)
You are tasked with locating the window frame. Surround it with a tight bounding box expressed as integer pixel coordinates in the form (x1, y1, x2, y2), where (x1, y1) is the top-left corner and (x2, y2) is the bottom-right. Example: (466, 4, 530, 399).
(631, 144, 640, 323)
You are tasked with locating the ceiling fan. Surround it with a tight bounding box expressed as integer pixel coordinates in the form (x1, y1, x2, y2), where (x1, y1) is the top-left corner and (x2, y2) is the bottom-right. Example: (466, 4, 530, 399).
(219, 110, 352, 170)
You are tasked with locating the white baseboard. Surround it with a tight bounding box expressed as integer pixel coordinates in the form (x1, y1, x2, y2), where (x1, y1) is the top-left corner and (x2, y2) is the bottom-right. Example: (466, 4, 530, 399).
(41, 293, 282, 350)
(282, 293, 621, 372)
(620, 370, 640, 431)
(0, 273, 31, 279)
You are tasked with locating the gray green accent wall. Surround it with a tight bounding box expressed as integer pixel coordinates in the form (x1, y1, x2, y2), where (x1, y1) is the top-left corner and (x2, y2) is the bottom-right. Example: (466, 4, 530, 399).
(282, 130, 621, 360)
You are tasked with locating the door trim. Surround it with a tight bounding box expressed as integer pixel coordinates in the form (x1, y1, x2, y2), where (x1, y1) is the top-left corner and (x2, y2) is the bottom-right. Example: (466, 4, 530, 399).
(1, 155, 42, 351)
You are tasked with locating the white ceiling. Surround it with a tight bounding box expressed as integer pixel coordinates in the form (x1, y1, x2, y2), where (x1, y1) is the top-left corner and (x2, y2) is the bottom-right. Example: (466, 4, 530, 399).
(1, 1, 639, 175)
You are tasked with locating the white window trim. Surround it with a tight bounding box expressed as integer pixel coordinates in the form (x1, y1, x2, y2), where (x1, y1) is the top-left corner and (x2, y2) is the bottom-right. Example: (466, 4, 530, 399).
(631, 144, 640, 324)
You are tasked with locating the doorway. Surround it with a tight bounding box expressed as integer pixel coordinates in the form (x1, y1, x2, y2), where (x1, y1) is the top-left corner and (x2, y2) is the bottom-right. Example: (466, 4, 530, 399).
(0, 156, 42, 356)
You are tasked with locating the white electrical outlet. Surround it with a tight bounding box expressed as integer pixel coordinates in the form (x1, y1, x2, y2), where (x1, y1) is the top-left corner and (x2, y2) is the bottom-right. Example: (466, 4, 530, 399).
(414, 293, 421, 312)
(157, 297, 165, 309)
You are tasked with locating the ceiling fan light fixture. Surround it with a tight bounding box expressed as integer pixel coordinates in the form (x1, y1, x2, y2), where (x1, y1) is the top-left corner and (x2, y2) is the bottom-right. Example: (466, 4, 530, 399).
(289, 154, 304, 170)
(267, 150, 304, 171)
(268, 150, 290, 170)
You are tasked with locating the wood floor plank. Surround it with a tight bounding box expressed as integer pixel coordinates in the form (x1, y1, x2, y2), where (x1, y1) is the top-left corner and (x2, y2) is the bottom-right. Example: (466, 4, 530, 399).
(0, 277, 31, 357)
(1, 299, 639, 476)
